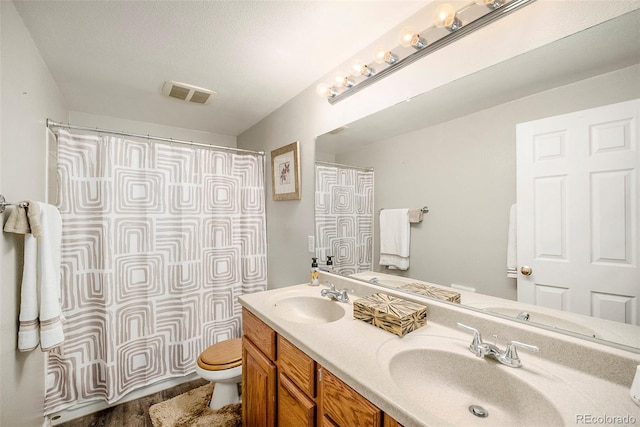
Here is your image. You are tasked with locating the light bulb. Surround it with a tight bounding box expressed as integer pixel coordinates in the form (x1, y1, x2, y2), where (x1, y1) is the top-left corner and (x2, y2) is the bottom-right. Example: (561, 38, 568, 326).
(334, 72, 355, 88)
(434, 3, 462, 31)
(316, 83, 336, 98)
(351, 59, 375, 77)
(399, 27, 427, 50)
(373, 46, 399, 65)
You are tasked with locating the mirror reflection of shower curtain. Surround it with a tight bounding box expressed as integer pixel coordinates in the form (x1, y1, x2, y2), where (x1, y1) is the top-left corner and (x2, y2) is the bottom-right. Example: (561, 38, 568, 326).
(315, 163, 374, 274)
(45, 129, 267, 414)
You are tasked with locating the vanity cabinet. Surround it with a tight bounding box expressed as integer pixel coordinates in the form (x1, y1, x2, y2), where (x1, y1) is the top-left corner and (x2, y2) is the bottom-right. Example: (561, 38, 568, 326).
(319, 367, 381, 427)
(242, 308, 403, 427)
(242, 308, 277, 427)
(278, 335, 317, 426)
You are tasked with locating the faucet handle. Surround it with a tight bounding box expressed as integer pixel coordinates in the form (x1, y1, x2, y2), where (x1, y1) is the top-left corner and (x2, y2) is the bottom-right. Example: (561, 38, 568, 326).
(457, 323, 482, 340)
(506, 340, 539, 354)
(456, 323, 484, 354)
(503, 340, 539, 367)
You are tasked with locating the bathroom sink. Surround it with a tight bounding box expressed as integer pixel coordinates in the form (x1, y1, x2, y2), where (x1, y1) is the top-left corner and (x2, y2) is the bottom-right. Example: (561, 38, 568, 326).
(380, 344, 564, 426)
(271, 296, 347, 324)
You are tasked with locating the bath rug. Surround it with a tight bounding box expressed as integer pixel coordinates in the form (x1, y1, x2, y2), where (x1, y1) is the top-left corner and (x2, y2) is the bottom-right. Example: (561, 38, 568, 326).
(149, 382, 241, 427)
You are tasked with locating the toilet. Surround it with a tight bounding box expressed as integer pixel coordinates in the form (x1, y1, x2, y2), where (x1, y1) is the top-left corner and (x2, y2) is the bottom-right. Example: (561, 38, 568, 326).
(195, 337, 243, 410)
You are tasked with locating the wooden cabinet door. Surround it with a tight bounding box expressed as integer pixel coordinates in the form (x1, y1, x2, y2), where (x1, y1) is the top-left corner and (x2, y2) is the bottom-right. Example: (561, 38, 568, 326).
(242, 337, 276, 427)
(277, 335, 316, 398)
(383, 413, 403, 427)
(320, 367, 382, 427)
(278, 372, 315, 427)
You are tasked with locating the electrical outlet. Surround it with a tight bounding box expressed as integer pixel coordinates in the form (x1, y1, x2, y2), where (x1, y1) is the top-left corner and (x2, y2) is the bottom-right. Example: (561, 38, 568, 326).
(308, 235, 315, 253)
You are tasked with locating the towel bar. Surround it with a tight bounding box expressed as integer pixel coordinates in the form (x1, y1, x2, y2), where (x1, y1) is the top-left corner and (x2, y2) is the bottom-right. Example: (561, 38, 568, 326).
(0, 194, 29, 214)
(378, 206, 429, 214)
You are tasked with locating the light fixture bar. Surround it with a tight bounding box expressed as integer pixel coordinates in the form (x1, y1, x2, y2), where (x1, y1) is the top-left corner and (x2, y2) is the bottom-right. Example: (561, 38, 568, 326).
(327, 0, 536, 105)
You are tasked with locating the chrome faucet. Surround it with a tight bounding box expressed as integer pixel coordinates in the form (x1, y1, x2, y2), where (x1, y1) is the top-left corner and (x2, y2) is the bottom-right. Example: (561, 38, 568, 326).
(457, 323, 539, 368)
(320, 283, 350, 303)
(516, 311, 530, 321)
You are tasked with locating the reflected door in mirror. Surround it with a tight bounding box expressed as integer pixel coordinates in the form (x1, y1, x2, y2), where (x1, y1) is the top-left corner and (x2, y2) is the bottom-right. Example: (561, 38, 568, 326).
(516, 99, 639, 325)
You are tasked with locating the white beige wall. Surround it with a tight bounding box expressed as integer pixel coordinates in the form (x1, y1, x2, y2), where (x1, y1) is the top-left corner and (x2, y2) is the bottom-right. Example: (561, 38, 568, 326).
(238, 1, 640, 289)
(68, 111, 236, 148)
(338, 65, 640, 300)
(1, 2, 69, 426)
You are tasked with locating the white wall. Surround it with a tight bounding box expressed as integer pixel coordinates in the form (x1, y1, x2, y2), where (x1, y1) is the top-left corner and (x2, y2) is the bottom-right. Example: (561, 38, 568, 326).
(338, 65, 640, 300)
(1, 2, 69, 426)
(238, 1, 640, 289)
(68, 111, 236, 148)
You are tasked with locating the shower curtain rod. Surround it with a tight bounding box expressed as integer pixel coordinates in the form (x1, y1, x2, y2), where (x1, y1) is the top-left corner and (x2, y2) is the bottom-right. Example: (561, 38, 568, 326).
(315, 160, 374, 172)
(46, 119, 265, 156)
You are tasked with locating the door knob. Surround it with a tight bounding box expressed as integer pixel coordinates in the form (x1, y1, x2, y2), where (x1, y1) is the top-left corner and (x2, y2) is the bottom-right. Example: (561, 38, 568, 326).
(520, 266, 533, 276)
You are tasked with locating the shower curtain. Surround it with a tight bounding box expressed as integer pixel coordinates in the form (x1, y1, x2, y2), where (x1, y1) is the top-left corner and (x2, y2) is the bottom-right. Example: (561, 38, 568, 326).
(45, 130, 267, 413)
(315, 163, 374, 274)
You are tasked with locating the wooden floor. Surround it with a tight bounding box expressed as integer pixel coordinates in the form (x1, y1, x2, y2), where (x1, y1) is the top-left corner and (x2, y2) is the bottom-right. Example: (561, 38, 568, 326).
(57, 378, 209, 427)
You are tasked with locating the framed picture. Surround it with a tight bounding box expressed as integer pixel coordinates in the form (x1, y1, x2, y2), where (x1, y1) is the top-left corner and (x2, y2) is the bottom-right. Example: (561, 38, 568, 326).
(271, 141, 301, 201)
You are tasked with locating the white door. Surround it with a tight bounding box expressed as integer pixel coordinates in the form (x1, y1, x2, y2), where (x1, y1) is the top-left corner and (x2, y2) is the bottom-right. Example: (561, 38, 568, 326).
(516, 99, 639, 325)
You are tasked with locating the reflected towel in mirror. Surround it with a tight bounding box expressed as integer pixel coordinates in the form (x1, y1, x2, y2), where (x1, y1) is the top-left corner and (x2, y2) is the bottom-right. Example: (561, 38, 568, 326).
(379, 208, 410, 270)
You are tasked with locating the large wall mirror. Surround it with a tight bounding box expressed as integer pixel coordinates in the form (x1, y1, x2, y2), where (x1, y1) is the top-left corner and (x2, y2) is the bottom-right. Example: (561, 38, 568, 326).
(315, 10, 640, 351)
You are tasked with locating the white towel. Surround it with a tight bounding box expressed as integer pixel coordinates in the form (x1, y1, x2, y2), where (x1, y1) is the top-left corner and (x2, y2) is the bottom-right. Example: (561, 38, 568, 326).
(506, 203, 517, 278)
(18, 202, 64, 352)
(379, 209, 410, 270)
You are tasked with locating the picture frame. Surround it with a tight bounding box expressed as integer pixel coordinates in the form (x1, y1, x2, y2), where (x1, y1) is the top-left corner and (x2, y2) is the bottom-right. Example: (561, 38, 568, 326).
(271, 141, 301, 201)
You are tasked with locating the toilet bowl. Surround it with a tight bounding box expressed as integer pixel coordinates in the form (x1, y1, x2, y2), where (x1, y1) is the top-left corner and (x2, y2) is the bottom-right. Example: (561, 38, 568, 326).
(195, 337, 243, 410)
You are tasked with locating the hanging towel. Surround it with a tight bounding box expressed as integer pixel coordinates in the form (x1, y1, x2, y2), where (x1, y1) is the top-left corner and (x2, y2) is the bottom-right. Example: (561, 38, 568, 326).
(379, 209, 410, 270)
(506, 203, 517, 278)
(18, 202, 64, 352)
(408, 208, 424, 224)
(3, 203, 30, 234)
(26, 200, 42, 237)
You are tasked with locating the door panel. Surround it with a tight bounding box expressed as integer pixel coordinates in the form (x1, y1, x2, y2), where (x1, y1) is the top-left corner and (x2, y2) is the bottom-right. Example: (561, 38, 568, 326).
(517, 99, 639, 325)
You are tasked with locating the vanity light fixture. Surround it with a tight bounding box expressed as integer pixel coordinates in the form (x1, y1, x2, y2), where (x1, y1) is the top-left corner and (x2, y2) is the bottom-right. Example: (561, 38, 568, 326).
(316, 82, 337, 98)
(434, 3, 462, 32)
(374, 46, 400, 65)
(399, 27, 427, 50)
(317, 0, 535, 104)
(334, 72, 356, 88)
(351, 59, 376, 77)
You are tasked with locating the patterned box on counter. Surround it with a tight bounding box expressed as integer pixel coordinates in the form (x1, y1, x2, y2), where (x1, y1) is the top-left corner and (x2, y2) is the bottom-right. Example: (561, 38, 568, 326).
(353, 293, 427, 337)
(399, 282, 461, 304)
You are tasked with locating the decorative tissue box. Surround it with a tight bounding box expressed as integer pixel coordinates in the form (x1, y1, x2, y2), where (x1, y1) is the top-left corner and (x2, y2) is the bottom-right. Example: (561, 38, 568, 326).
(399, 282, 461, 304)
(353, 293, 427, 337)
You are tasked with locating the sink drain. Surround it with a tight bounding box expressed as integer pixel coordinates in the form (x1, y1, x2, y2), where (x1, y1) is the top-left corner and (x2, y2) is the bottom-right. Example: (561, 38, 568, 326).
(468, 405, 488, 418)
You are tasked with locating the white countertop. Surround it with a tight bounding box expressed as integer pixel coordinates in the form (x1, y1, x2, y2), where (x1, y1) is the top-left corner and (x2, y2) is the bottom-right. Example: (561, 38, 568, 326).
(239, 278, 640, 426)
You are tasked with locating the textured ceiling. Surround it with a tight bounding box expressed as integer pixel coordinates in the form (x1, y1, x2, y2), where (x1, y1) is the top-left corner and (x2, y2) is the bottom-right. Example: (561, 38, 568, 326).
(13, 0, 428, 136)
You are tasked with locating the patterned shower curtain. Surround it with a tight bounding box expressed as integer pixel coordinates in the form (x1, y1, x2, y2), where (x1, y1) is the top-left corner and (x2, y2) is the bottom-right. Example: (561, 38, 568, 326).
(45, 129, 267, 414)
(315, 163, 374, 275)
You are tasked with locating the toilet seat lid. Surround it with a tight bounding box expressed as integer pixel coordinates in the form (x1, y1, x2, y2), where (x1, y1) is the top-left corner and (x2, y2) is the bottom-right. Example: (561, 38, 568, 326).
(198, 338, 242, 371)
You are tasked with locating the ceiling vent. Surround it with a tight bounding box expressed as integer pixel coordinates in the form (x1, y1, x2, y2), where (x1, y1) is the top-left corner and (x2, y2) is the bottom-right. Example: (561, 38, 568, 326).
(162, 81, 216, 105)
